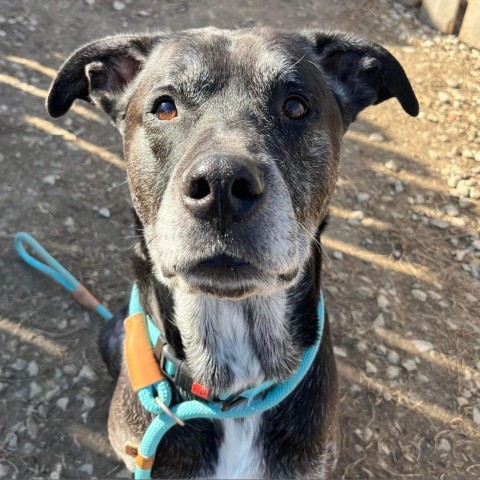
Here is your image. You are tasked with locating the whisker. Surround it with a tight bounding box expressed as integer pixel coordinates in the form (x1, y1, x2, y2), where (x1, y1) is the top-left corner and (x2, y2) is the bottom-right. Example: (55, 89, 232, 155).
(294, 219, 339, 275)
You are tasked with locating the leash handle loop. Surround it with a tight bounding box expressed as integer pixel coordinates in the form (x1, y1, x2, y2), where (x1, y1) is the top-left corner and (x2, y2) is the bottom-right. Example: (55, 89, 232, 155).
(14, 232, 113, 320)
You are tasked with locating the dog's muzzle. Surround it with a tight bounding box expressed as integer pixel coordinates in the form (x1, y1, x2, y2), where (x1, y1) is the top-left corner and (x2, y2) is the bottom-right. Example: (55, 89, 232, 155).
(181, 154, 266, 233)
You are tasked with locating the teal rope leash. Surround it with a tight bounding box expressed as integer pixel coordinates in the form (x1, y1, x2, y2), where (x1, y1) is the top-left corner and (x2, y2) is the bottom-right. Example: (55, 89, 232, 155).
(14, 232, 113, 320)
(129, 283, 325, 480)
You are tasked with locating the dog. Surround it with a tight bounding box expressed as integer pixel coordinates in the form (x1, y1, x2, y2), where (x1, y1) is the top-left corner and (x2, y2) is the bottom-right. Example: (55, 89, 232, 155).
(47, 27, 418, 479)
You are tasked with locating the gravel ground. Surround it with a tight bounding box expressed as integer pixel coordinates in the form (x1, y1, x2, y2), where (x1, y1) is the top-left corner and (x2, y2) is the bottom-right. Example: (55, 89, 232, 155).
(0, 0, 479, 478)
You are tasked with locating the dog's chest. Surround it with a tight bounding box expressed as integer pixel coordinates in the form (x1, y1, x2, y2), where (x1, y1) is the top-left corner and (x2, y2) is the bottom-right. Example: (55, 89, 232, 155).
(174, 293, 264, 391)
(215, 416, 263, 479)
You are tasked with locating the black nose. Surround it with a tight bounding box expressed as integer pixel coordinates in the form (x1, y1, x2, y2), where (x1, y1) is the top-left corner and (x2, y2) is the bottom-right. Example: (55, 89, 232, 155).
(182, 154, 265, 231)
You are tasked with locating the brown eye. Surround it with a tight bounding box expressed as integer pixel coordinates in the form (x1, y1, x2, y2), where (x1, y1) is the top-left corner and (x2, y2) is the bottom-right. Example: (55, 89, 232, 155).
(155, 100, 177, 120)
(282, 97, 308, 120)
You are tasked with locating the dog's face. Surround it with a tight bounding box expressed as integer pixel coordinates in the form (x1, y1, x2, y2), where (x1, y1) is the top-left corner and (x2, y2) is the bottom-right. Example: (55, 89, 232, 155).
(48, 28, 418, 299)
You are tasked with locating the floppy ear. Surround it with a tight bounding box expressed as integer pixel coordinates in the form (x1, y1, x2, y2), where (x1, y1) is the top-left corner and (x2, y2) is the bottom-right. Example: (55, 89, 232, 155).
(308, 31, 419, 128)
(47, 34, 166, 123)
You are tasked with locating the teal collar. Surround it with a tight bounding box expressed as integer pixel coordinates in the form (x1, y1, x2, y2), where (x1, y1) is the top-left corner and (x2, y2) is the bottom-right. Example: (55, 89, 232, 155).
(127, 283, 325, 480)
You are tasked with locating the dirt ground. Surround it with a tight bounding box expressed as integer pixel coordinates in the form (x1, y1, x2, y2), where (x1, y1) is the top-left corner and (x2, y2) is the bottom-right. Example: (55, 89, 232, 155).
(0, 0, 479, 478)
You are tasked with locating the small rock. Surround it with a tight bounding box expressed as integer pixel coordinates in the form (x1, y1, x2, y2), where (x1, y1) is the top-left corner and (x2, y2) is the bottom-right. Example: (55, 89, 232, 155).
(446, 79, 460, 88)
(356, 341, 368, 353)
(27, 417, 38, 439)
(373, 313, 385, 328)
(402, 359, 417, 372)
(412, 340, 434, 352)
(356, 192, 370, 202)
(81, 395, 96, 410)
(377, 294, 390, 310)
(387, 365, 401, 379)
(457, 396, 468, 407)
(347, 210, 364, 225)
(364, 427, 373, 442)
(27, 360, 39, 376)
(332, 250, 343, 260)
(49, 463, 62, 480)
(414, 193, 425, 204)
(411, 289, 427, 302)
(64, 217, 75, 227)
(394, 180, 404, 193)
(365, 360, 378, 374)
(98, 207, 111, 218)
(454, 181, 471, 198)
(473, 407, 480, 426)
(369, 132, 385, 142)
(350, 384, 362, 394)
(472, 240, 480, 251)
(11, 358, 27, 370)
(356, 286, 374, 299)
(7, 432, 18, 449)
(63, 364, 77, 376)
(453, 249, 468, 262)
(437, 91, 449, 103)
(438, 438, 451, 452)
(444, 204, 459, 216)
(112, 1, 125, 10)
(29, 382, 42, 398)
(418, 373, 429, 383)
(56, 397, 69, 411)
(78, 365, 97, 382)
(431, 219, 448, 229)
(450, 217, 467, 227)
(427, 290, 442, 301)
(462, 149, 474, 159)
(42, 174, 58, 186)
(333, 346, 347, 358)
(447, 175, 461, 188)
(79, 464, 94, 475)
(385, 159, 400, 172)
(469, 187, 480, 200)
(0, 464, 8, 477)
(387, 350, 400, 364)
(21, 442, 36, 454)
(373, 344, 388, 356)
(379, 442, 391, 455)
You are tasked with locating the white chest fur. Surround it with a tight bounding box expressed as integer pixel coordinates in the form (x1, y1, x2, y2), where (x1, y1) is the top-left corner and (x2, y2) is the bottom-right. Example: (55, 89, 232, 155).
(174, 293, 266, 477)
(215, 416, 263, 479)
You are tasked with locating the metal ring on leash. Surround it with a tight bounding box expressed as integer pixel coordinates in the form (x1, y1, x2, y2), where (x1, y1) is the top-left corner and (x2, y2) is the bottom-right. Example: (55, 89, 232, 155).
(154, 397, 185, 426)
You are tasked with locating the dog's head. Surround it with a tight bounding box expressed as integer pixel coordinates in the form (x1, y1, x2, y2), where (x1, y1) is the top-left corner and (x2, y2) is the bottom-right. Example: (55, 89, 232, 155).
(48, 28, 418, 300)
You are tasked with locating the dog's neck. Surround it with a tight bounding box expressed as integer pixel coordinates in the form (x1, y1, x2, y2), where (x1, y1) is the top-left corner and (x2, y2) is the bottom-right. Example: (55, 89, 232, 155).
(133, 217, 325, 396)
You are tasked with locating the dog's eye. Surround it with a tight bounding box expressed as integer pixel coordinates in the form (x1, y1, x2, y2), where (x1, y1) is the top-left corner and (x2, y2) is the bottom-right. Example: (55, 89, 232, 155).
(155, 99, 177, 121)
(282, 97, 308, 120)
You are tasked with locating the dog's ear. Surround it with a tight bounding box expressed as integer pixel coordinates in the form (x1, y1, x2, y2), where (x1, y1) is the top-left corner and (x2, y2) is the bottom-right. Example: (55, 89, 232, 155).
(47, 34, 166, 122)
(307, 31, 419, 128)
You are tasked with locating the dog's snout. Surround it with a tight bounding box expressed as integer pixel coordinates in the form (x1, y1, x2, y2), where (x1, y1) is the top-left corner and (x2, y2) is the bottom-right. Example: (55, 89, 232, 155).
(182, 155, 265, 230)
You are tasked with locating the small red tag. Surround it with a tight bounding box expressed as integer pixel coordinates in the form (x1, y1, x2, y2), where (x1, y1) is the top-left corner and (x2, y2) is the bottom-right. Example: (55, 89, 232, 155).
(191, 382, 209, 399)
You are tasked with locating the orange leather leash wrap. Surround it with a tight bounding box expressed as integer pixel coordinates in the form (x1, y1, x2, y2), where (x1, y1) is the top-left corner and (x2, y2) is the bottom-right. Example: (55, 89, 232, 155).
(124, 312, 164, 392)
